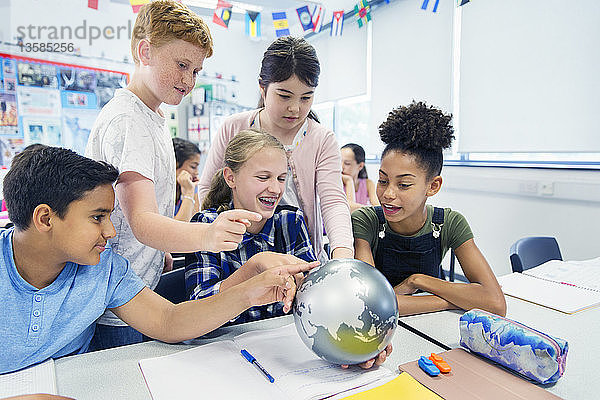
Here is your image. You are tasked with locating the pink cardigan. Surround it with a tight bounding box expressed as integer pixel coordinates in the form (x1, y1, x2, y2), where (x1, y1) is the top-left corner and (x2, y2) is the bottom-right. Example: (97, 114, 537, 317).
(198, 109, 354, 260)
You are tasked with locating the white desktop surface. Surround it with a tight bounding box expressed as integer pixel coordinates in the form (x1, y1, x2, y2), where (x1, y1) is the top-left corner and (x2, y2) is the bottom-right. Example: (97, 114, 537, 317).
(399, 296, 600, 400)
(55, 315, 444, 400)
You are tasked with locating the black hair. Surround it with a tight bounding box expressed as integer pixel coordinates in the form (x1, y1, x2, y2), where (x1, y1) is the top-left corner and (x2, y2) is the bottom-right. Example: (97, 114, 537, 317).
(341, 143, 368, 179)
(379, 101, 454, 179)
(257, 36, 320, 123)
(3, 146, 119, 230)
(173, 137, 201, 168)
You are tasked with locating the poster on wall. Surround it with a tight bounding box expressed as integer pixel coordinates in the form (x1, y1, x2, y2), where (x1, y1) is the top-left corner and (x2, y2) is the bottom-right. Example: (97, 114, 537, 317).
(60, 90, 98, 110)
(17, 86, 61, 116)
(95, 71, 128, 108)
(59, 68, 97, 92)
(0, 92, 18, 135)
(61, 109, 97, 155)
(3, 59, 17, 92)
(0, 138, 25, 167)
(21, 117, 62, 146)
(0, 53, 129, 159)
(17, 62, 58, 88)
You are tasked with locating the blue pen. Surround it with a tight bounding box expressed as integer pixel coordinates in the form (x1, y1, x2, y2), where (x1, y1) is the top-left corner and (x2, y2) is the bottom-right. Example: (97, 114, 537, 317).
(240, 349, 275, 383)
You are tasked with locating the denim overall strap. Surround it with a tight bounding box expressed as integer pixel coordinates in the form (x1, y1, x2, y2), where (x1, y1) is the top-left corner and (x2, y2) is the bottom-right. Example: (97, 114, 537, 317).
(373, 206, 445, 287)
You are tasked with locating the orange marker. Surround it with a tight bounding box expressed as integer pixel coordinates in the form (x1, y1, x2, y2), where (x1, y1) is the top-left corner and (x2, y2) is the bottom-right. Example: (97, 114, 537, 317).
(429, 353, 451, 373)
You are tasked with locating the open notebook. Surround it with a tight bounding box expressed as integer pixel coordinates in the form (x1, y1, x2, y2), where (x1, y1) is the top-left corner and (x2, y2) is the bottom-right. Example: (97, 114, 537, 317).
(0, 359, 57, 398)
(139, 323, 394, 400)
(498, 257, 600, 314)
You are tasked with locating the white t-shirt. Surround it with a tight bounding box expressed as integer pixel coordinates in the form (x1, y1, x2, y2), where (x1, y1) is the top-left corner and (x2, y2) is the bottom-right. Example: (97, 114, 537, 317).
(85, 88, 176, 326)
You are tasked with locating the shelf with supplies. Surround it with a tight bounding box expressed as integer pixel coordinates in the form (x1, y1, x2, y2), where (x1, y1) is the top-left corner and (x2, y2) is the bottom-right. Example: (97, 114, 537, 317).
(186, 80, 250, 152)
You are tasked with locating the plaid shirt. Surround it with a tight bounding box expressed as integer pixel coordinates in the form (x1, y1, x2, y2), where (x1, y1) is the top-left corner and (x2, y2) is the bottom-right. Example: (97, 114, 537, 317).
(185, 206, 317, 324)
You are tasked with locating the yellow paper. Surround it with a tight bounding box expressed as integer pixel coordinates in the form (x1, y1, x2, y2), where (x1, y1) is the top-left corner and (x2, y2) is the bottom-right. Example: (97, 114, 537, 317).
(341, 373, 442, 400)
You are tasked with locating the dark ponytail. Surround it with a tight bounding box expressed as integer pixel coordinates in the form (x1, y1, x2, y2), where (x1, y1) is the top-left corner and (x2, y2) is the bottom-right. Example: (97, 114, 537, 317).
(258, 36, 320, 123)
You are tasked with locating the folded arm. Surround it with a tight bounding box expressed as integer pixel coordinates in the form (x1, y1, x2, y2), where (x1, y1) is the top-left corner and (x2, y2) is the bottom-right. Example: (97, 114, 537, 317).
(394, 239, 506, 316)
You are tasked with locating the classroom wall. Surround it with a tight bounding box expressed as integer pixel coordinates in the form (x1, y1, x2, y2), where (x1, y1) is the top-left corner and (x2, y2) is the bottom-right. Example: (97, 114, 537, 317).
(0, 0, 266, 107)
(337, 0, 600, 277)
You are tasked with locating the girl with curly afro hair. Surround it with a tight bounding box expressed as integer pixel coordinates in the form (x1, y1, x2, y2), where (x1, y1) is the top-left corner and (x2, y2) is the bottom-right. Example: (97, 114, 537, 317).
(352, 101, 506, 317)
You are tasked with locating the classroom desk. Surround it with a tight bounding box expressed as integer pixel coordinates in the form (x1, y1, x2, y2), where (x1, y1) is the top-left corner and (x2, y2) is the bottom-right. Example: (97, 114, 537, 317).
(55, 314, 445, 400)
(399, 296, 600, 400)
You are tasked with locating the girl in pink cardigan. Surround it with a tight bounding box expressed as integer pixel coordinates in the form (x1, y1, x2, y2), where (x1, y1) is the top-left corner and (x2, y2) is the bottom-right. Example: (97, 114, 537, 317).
(198, 37, 354, 262)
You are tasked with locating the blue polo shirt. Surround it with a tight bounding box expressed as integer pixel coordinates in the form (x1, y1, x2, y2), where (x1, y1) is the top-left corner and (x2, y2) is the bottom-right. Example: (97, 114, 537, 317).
(0, 228, 146, 374)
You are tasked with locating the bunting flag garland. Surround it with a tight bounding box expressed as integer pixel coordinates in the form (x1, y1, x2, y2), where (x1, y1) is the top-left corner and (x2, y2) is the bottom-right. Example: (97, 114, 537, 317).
(458, 0, 470, 5)
(311, 5, 325, 33)
(421, 0, 440, 13)
(129, 0, 150, 13)
(245, 11, 261, 38)
(88, 0, 98, 10)
(354, 1, 371, 28)
(330, 11, 344, 36)
(296, 6, 314, 32)
(272, 12, 290, 37)
(213, 0, 233, 28)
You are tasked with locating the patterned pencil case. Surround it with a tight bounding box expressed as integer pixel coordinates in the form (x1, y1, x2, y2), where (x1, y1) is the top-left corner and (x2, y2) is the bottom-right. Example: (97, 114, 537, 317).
(459, 309, 568, 384)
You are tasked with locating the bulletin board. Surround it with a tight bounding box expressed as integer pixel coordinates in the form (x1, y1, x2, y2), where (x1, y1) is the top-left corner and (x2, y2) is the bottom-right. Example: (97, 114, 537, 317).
(0, 52, 129, 166)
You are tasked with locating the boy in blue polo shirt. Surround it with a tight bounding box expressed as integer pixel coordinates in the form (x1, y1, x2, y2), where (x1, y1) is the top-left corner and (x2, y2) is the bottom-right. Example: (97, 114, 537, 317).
(0, 146, 316, 374)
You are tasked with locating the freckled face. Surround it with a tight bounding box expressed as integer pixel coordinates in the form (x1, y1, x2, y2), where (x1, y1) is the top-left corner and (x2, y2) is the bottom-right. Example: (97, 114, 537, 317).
(145, 39, 207, 106)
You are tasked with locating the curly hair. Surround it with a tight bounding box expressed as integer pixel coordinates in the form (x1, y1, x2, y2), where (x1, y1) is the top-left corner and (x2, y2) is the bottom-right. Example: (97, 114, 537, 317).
(379, 101, 454, 178)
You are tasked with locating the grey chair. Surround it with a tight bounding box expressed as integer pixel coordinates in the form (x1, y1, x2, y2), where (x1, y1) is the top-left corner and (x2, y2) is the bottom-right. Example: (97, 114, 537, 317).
(509, 236, 562, 273)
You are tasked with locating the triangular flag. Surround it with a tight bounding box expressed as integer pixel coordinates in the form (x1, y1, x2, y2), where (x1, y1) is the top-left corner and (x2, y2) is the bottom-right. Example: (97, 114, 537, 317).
(272, 11, 290, 37)
(213, 0, 233, 28)
(330, 11, 344, 37)
(422, 0, 441, 12)
(88, 0, 98, 10)
(245, 11, 261, 38)
(130, 0, 150, 13)
(458, 0, 470, 5)
(354, 1, 371, 28)
(311, 5, 325, 33)
(296, 5, 314, 32)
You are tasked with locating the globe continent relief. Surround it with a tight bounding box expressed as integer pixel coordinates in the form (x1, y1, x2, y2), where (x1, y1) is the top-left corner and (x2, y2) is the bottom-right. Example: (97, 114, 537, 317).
(293, 259, 398, 365)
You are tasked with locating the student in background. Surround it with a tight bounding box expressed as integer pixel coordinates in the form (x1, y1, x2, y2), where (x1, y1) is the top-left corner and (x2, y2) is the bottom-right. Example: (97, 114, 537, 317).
(352, 102, 506, 316)
(187, 130, 316, 324)
(197, 36, 353, 262)
(0, 146, 315, 375)
(173, 138, 200, 222)
(341, 143, 379, 212)
(85, 0, 262, 350)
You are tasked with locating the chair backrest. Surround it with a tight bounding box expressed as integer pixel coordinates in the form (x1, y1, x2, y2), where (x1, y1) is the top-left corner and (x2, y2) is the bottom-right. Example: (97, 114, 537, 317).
(154, 268, 187, 304)
(509, 236, 563, 273)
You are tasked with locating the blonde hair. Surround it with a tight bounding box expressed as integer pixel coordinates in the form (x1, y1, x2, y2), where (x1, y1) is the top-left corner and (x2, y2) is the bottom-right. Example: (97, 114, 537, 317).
(202, 130, 286, 211)
(131, 0, 213, 64)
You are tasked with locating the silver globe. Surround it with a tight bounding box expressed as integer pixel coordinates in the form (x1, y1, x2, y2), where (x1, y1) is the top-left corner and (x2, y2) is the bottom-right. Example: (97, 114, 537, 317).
(293, 258, 398, 365)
